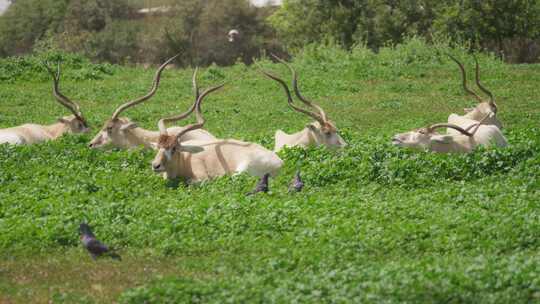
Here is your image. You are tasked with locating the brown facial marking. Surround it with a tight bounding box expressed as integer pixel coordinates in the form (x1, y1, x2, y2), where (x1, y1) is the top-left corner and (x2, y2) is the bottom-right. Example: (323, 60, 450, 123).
(322, 122, 337, 133)
(79, 118, 88, 127)
(158, 135, 178, 149)
(417, 128, 429, 135)
(491, 103, 498, 114)
(102, 119, 117, 132)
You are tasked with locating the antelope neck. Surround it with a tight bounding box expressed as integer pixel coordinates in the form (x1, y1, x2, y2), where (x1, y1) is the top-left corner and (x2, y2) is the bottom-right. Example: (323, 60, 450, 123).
(128, 127, 160, 145)
(44, 122, 69, 139)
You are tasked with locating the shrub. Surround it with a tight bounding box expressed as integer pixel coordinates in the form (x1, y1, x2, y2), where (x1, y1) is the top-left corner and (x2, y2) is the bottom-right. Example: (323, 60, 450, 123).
(0, 51, 116, 82)
(270, 0, 540, 63)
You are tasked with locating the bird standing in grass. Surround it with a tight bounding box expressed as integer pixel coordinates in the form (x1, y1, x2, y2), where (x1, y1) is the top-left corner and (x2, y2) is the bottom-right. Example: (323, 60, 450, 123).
(246, 173, 270, 196)
(289, 170, 304, 193)
(79, 223, 121, 261)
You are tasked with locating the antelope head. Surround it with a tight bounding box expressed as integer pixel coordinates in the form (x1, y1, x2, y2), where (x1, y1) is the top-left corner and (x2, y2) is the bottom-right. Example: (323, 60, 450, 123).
(89, 54, 179, 148)
(43, 62, 90, 134)
(392, 113, 491, 150)
(448, 54, 502, 129)
(259, 55, 347, 149)
(151, 83, 225, 174)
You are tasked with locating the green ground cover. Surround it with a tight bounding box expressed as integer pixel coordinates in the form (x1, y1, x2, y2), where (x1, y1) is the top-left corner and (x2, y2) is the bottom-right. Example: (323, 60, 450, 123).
(1, 40, 539, 302)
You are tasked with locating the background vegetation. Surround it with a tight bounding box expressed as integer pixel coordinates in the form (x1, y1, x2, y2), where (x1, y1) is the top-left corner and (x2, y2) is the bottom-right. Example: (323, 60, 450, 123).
(1, 0, 540, 64)
(0, 0, 280, 65)
(1, 39, 539, 302)
(271, 0, 540, 63)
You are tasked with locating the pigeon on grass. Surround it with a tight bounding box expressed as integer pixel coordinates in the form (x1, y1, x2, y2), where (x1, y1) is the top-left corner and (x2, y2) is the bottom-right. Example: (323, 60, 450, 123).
(246, 173, 270, 196)
(288, 170, 304, 193)
(79, 223, 121, 261)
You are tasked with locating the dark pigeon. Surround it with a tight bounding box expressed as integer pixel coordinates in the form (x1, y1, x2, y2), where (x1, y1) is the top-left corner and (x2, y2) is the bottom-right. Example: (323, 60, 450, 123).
(79, 223, 121, 261)
(288, 170, 304, 193)
(246, 173, 270, 196)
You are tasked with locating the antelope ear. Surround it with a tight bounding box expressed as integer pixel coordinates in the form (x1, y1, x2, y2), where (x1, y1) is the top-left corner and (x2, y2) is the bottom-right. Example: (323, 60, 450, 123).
(431, 135, 454, 144)
(180, 145, 204, 154)
(120, 122, 138, 131)
(58, 118, 69, 124)
(150, 142, 159, 150)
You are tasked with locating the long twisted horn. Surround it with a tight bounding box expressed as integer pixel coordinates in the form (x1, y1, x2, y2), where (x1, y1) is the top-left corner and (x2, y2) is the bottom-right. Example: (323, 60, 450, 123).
(256, 63, 326, 126)
(464, 112, 492, 136)
(111, 53, 180, 120)
(447, 54, 483, 104)
(473, 55, 495, 106)
(429, 112, 492, 137)
(428, 123, 473, 137)
(173, 84, 225, 141)
(43, 62, 88, 126)
(193, 67, 200, 100)
(158, 68, 203, 134)
(271, 54, 329, 122)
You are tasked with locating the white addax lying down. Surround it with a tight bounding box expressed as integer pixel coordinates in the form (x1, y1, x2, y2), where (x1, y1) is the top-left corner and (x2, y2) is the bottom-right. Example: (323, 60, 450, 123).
(258, 55, 347, 152)
(447, 54, 503, 134)
(88, 54, 215, 150)
(0, 63, 89, 145)
(392, 113, 507, 153)
(151, 84, 283, 182)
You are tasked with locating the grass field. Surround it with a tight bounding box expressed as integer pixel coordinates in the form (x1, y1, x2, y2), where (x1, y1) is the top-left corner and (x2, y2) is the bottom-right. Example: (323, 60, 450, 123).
(1, 40, 539, 303)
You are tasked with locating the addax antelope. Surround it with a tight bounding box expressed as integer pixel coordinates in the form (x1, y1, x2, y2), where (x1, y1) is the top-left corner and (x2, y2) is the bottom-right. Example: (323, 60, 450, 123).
(392, 113, 507, 153)
(258, 56, 347, 152)
(89, 55, 215, 149)
(151, 84, 283, 183)
(447, 54, 503, 134)
(0, 62, 89, 145)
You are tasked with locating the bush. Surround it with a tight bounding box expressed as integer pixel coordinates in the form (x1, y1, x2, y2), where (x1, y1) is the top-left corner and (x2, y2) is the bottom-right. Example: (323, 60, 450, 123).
(0, 51, 116, 82)
(0, 0, 282, 66)
(0, 0, 69, 56)
(270, 0, 540, 63)
(433, 1, 540, 63)
(139, 0, 282, 66)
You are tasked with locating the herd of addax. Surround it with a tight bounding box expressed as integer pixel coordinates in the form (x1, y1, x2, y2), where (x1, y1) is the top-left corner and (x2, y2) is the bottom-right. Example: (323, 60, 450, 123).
(0, 54, 508, 183)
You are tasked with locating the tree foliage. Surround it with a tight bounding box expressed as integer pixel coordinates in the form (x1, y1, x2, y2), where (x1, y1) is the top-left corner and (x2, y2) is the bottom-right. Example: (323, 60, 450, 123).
(1, 0, 539, 63)
(0, 0, 280, 65)
(433, 0, 540, 62)
(270, 0, 540, 62)
(0, 0, 69, 56)
(269, 0, 439, 51)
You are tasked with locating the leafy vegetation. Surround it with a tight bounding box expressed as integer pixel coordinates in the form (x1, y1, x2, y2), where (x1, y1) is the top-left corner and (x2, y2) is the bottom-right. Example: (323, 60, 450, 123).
(271, 0, 540, 63)
(0, 0, 280, 65)
(2, 0, 540, 64)
(1, 40, 539, 302)
(0, 51, 116, 83)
